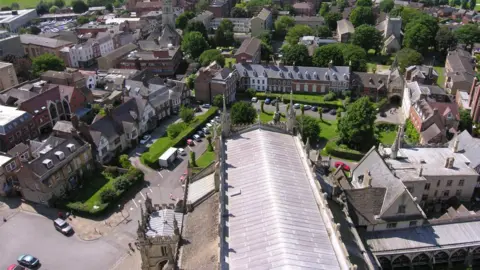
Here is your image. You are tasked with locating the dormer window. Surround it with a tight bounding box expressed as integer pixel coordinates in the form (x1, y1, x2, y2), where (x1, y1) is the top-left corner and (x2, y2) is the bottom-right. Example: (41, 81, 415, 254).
(253, 70, 258, 77)
(313, 71, 318, 79)
(67, 143, 76, 152)
(43, 159, 54, 169)
(357, 175, 364, 183)
(397, 205, 406, 214)
(55, 151, 65, 160)
(325, 72, 329, 80)
(297, 72, 302, 79)
(263, 70, 267, 77)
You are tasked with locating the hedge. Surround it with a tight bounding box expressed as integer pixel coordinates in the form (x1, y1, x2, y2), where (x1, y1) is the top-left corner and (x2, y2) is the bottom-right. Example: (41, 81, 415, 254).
(324, 138, 365, 161)
(254, 92, 344, 109)
(141, 107, 218, 166)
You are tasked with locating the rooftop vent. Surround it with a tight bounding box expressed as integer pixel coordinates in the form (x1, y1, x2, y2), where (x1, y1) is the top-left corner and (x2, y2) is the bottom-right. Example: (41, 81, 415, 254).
(67, 143, 76, 152)
(55, 151, 65, 160)
(43, 159, 54, 169)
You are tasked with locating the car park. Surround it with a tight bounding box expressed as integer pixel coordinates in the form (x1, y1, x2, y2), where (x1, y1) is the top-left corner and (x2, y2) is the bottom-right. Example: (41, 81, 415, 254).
(53, 218, 73, 235)
(177, 148, 186, 156)
(187, 139, 194, 146)
(7, 264, 25, 270)
(265, 98, 271, 104)
(202, 104, 211, 108)
(17, 255, 40, 268)
(140, 134, 151, 144)
(304, 105, 312, 110)
(312, 106, 318, 111)
(251, 97, 258, 103)
(197, 130, 204, 137)
(293, 103, 301, 109)
(330, 109, 337, 115)
(193, 134, 201, 142)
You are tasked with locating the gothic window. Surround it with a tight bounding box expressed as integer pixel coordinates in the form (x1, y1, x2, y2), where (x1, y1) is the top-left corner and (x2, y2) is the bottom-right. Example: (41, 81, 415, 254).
(49, 103, 58, 120)
(434, 251, 449, 263)
(392, 255, 410, 267)
(63, 99, 71, 115)
(412, 253, 429, 265)
(378, 257, 391, 269)
(451, 249, 467, 262)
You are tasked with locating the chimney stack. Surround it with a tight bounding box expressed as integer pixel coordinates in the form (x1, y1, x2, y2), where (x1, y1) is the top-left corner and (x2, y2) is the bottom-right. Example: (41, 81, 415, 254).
(452, 137, 459, 153)
(419, 166, 423, 176)
(445, 157, 450, 168)
(449, 157, 455, 168)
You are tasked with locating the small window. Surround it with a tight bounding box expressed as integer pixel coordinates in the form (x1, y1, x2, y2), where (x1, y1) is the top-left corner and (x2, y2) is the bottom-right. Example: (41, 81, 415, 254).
(397, 205, 406, 214)
(387, 223, 397, 229)
(456, 189, 461, 196)
(424, 183, 430, 190)
(443, 190, 450, 197)
(421, 194, 428, 201)
(459, 179, 464, 186)
(437, 180, 441, 187)
(409, 221, 417, 227)
(447, 180, 453, 187)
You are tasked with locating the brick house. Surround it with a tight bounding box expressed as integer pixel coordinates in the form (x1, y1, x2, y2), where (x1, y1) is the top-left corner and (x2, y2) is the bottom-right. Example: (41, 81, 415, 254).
(234, 37, 261, 64)
(0, 105, 36, 152)
(195, 62, 239, 105)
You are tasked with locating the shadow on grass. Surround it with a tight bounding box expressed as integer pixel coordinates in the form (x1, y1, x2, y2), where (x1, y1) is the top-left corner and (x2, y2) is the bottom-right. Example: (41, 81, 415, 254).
(320, 120, 332, 126)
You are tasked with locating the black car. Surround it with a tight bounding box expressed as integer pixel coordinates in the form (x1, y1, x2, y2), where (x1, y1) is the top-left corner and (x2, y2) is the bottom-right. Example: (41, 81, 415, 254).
(271, 99, 277, 105)
(330, 109, 337, 115)
(312, 106, 318, 112)
(322, 107, 330, 113)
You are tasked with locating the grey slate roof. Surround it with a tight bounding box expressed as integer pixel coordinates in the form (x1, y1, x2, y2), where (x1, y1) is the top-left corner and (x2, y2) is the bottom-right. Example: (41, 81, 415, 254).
(234, 63, 351, 82)
(351, 72, 388, 90)
(20, 34, 72, 48)
(224, 129, 341, 269)
(256, 8, 271, 20)
(450, 130, 480, 170)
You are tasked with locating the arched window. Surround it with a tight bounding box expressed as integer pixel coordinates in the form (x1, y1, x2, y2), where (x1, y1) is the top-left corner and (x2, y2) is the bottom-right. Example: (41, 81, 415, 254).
(62, 99, 71, 115)
(451, 249, 467, 262)
(392, 255, 410, 267)
(378, 256, 391, 269)
(434, 251, 449, 263)
(412, 253, 430, 265)
(49, 103, 58, 120)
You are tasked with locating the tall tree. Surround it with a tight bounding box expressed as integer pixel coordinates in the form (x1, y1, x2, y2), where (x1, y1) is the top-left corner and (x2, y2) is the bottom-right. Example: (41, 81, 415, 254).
(296, 116, 320, 143)
(396, 48, 424, 72)
(337, 97, 377, 151)
(199, 49, 225, 66)
(49, 5, 59, 13)
(313, 44, 344, 67)
(459, 109, 473, 133)
(319, 3, 329, 16)
(32, 54, 65, 77)
(470, 0, 477, 10)
(36, 1, 50, 15)
(54, 0, 65, 8)
(260, 41, 273, 62)
(403, 23, 434, 53)
(315, 26, 332, 38)
(185, 21, 208, 40)
(352, 25, 383, 54)
(10, 2, 19, 10)
(349, 6, 375, 27)
(436, 26, 457, 54)
(336, 0, 348, 11)
(282, 44, 311, 66)
(455, 24, 480, 49)
(214, 19, 235, 47)
(105, 3, 113, 12)
(379, 0, 394, 12)
(231, 102, 257, 124)
(356, 0, 373, 6)
(341, 44, 368, 72)
(71, 0, 88, 13)
(181, 31, 209, 59)
(285, 24, 314, 45)
(195, 0, 209, 13)
(231, 7, 248, 17)
(324, 12, 342, 31)
(274, 16, 295, 38)
(175, 12, 194, 30)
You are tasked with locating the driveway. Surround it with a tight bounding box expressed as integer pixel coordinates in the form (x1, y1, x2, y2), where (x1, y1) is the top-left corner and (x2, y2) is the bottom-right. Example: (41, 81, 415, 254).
(252, 101, 337, 121)
(0, 211, 125, 270)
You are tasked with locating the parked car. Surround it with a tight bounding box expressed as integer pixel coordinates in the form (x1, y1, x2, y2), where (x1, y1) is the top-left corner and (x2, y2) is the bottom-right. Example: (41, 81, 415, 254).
(187, 139, 194, 146)
(322, 107, 330, 113)
(329, 109, 337, 115)
(210, 119, 216, 124)
(215, 116, 220, 122)
(202, 127, 210, 134)
(304, 105, 312, 110)
(17, 255, 40, 268)
(197, 130, 204, 137)
(206, 123, 213, 128)
(312, 106, 318, 112)
(271, 99, 277, 105)
(177, 148, 186, 156)
(140, 134, 151, 144)
(202, 104, 211, 108)
(193, 134, 201, 142)
(265, 98, 271, 104)
(293, 103, 301, 109)
(53, 218, 73, 235)
(7, 264, 25, 270)
(334, 161, 351, 171)
(251, 97, 258, 103)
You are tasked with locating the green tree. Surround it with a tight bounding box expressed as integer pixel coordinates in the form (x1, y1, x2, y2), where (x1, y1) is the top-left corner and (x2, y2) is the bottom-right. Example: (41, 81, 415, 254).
(213, 94, 223, 107)
(30, 26, 41, 35)
(470, 0, 477, 10)
(231, 6, 248, 17)
(179, 106, 195, 123)
(71, 0, 88, 13)
(403, 19, 438, 53)
(341, 44, 367, 72)
(349, 6, 375, 27)
(32, 54, 65, 77)
(246, 88, 256, 98)
(459, 109, 473, 133)
(100, 188, 117, 203)
(49, 5, 59, 13)
(190, 152, 197, 167)
(77, 16, 90, 25)
(436, 26, 457, 54)
(313, 44, 344, 67)
(318, 107, 323, 121)
(207, 136, 213, 151)
(105, 3, 113, 12)
(36, 1, 50, 15)
(352, 25, 383, 54)
(286, 24, 314, 45)
(392, 6, 424, 27)
(379, 0, 394, 12)
(405, 119, 420, 144)
(167, 122, 187, 138)
(113, 0, 121, 8)
(53, 0, 65, 7)
(319, 3, 329, 16)
(185, 74, 196, 90)
(315, 26, 332, 38)
(296, 116, 320, 143)
(324, 12, 342, 31)
(260, 41, 273, 62)
(337, 0, 348, 11)
(338, 97, 377, 151)
(274, 16, 295, 38)
(199, 49, 225, 67)
(185, 21, 208, 40)
(176, 12, 194, 30)
(455, 24, 480, 49)
(356, 0, 373, 6)
(10, 2, 19, 10)
(195, 0, 209, 13)
(396, 48, 424, 73)
(181, 31, 209, 59)
(461, 0, 468, 8)
(214, 19, 235, 47)
(282, 44, 311, 66)
(300, 104, 305, 115)
(231, 101, 257, 124)
(119, 154, 131, 169)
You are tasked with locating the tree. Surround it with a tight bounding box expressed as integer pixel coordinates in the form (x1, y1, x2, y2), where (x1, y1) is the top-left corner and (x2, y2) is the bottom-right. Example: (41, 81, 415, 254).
(207, 136, 213, 151)
(436, 26, 457, 54)
(338, 97, 377, 151)
(300, 104, 305, 115)
(403, 16, 438, 53)
(260, 41, 273, 62)
(325, 12, 342, 31)
(356, 0, 373, 6)
(119, 154, 131, 169)
(176, 11, 194, 30)
(461, 0, 468, 8)
(71, 0, 88, 13)
(54, 0, 65, 8)
(455, 24, 480, 49)
(49, 5, 59, 14)
(185, 21, 208, 40)
(395, 48, 424, 73)
(286, 24, 314, 45)
(185, 74, 196, 90)
(379, 0, 394, 12)
(296, 116, 320, 143)
(100, 188, 117, 203)
(391, 6, 424, 27)
(337, 0, 348, 11)
(231, 101, 257, 124)
(30, 26, 41, 35)
(246, 88, 256, 98)
(10, 2, 19, 10)
(214, 20, 235, 47)
(167, 122, 187, 138)
(199, 49, 225, 67)
(195, 0, 209, 13)
(113, 0, 121, 8)
(313, 44, 344, 67)
(341, 44, 368, 72)
(77, 16, 90, 25)
(32, 54, 65, 77)
(315, 26, 332, 38)
(349, 6, 375, 27)
(318, 107, 323, 121)
(282, 44, 311, 66)
(181, 31, 209, 59)
(190, 152, 197, 167)
(213, 94, 224, 107)
(470, 0, 477, 10)
(179, 105, 195, 123)
(319, 3, 329, 16)
(352, 25, 383, 54)
(231, 7, 248, 17)
(105, 3, 113, 12)
(459, 109, 473, 133)
(36, 1, 50, 15)
(274, 16, 295, 38)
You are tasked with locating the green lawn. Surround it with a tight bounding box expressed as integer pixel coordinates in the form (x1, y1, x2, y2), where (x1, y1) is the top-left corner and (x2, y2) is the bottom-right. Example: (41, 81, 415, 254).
(67, 171, 113, 211)
(2, 0, 72, 8)
(318, 119, 338, 142)
(196, 151, 215, 168)
(434, 66, 445, 86)
(225, 58, 236, 68)
(379, 130, 397, 144)
(258, 110, 286, 123)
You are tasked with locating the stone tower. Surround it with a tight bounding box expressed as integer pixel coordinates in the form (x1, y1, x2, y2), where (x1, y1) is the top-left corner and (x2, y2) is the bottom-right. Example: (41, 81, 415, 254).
(162, 0, 175, 29)
(287, 90, 296, 133)
(221, 94, 231, 137)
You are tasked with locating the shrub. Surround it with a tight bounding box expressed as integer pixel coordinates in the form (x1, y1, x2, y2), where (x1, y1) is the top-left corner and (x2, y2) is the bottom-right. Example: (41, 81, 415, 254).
(324, 139, 364, 161)
(114, 177, 130, 191)
(100, 188, 117, 203)
(246, 88, 256, 98)
(119, 154, 131, 169)
(336, 107, 344, 119)
(323, 92, 336, 102)
(167, 122, 188, 139)
(261, 100, 265, 113)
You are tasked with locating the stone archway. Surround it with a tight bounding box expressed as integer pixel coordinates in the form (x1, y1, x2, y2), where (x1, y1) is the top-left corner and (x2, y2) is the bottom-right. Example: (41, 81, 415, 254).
(156, 259, 168, 270)
(378, 256, 392, 270)
(412, 253, 430, 266)
(392, 254, 410, 269)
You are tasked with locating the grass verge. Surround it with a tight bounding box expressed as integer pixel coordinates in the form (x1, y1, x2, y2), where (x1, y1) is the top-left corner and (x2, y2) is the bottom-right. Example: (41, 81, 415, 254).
(196, 151, 215, 168)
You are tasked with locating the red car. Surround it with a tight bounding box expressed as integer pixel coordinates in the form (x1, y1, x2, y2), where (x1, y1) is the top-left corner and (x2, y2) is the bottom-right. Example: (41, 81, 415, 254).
(187, 139, 194, 146)
(334, 161, 351, 171)
(7, 264, 25, 270)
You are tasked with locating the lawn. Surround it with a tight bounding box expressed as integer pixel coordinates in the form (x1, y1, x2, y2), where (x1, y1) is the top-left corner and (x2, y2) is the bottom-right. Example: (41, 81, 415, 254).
(2, 0, 72, 8)
(66, 171, 113, 212)
(318, 119, 338, 142)
(258, 110, 286, 123)
(196, 151, 215, 168)
(434, 66, 445, 86)
(379, 130, 397, 144)
(225, 58, 236, 68)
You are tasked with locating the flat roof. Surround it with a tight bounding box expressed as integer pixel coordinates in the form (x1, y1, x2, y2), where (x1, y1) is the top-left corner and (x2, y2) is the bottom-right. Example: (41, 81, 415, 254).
(0, 9, 36, 24)
(0, 105, 30, 135)
(224, 129, 341, 269)
(159, 147, 178, 160)
(0, 154, 12, 167)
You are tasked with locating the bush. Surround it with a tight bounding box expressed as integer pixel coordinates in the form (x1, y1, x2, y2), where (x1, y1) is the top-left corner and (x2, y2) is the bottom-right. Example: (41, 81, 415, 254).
(336, 107, 344, 119)
(324, 139, 364, 161)
(167, 122, 188, 139)
(180, 106, 195, 123)
(100, 188, 117, 203)
(323, 92, 336, 102)
(246, 88, 256, 98)
(114, 176, 130, 191)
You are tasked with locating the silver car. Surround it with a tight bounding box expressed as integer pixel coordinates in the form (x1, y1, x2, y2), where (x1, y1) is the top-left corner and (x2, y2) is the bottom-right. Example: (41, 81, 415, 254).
(54, 218, 73, 235)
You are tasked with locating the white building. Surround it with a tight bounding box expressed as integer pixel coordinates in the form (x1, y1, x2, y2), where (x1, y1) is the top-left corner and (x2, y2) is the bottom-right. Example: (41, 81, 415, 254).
(61, 43, 94, 68)
(0, 9, 38, 33)
(96, 34, 114, 57)
(211, 18, 251, 33)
